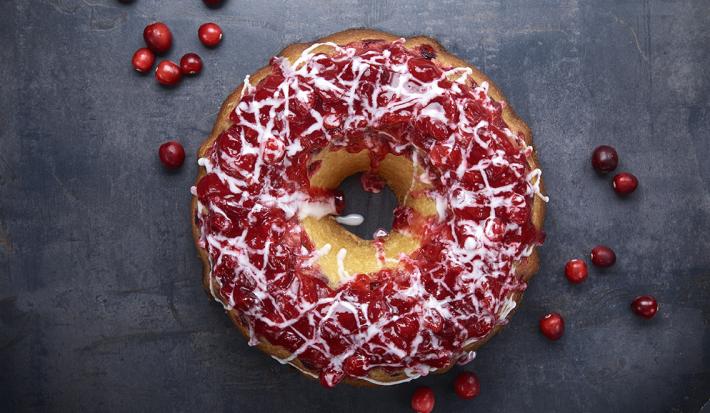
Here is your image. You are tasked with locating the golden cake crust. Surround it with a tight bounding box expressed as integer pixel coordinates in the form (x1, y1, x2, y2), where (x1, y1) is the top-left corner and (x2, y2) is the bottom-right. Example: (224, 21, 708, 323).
(191, 28, 546, 386)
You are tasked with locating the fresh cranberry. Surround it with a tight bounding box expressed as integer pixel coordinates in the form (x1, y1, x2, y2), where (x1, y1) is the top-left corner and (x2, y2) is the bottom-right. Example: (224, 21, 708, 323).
(564, 259, 588, 284)
(613, 172, 638, 195)
(180, 53, 203, 75)
(143, 22, 172, 54)
(202, 0, 223, 6)
(131, 47, 155, 73)
(591, 145, 618, 173)
(539, 312, 564, 341)
(158, 141, 185, 168)
(411, 387, 435, 413)
(590, 245, 616, 267)
(454, 371, 480, 400)
(631, 295, 658, 319)
(198, 22, 223, 48)
(155, 60, 182, 86)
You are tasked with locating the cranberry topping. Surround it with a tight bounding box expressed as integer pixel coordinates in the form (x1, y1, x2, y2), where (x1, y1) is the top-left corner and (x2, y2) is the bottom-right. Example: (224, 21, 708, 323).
(194, 40, 543, 385)
(631, 295, 658, 319)
(590, 245, 616, 267)
(180, 53, 203, 75)
(591, 145, 618, 173)
(612, 172, 638, 195)
(411, 387, 435, 413)
(361, 171, 385, 193)
(155, 60, 182, 86)
(131, 47, 155, 73)
(539, 313, 564, 340)
(198, 22, 223, 48)
(454, 371, 480, 399)
(564, 259, 588, 284)
(159, 141, 185, 168)
(143, 22, 172, 54)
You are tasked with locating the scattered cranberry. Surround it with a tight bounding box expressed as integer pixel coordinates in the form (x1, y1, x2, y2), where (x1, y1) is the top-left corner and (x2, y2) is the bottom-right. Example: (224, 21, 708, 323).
(564, 259, 588, 284)
(155, 60, 182, 86)
(180, 53, 203, 75)
(539, 312, 565, 341)
(613, 172, 638, 195)
(202, 0, 223, 6)
(631, 295, 658, 319)
(158, 141, 185, 168)
(454, 371, 480, 400)
(198, 22, 223, 48)
(131, 47, 155, 73)
(143, 22, 173, 54)
(590, 245, 616, 267)
(411, 387, 435, 413)
(591, 145, 618, 173)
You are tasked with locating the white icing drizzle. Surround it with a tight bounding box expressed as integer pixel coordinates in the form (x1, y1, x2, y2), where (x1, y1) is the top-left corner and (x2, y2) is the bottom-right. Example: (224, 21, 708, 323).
(193, 39, 547, 387)
(335, 213, 365, 226)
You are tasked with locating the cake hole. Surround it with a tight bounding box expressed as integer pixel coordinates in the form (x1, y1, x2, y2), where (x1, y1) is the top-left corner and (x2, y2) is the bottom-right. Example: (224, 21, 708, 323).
(337, 172, 397, 240)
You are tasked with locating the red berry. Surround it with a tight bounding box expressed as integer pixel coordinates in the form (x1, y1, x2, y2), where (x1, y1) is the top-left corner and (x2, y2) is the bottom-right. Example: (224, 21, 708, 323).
(539, 312, 564, 340)
(591, 145, 618, 173)
(411, 387, 435, 413)
(180, 53, 203, 75)
(202, 0, 222, 6)
(564, 259, 588, 284)
(333, 190, 345, 215)
(159, 141, 185, 168)
(631, 295, 658, 319)
(155, 60, 182, 86)
(198, 22, 223, 48)
(131, 47, 155, 73)
(143, 22, 172, 54)
(613, 172, 638, 195)
(454, 371, 480, 400)
(590, 245, 616, 267)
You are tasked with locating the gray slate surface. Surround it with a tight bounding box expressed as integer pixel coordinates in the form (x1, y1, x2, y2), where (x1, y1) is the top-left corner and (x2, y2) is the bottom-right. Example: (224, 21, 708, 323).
(1, 0, 709, 412)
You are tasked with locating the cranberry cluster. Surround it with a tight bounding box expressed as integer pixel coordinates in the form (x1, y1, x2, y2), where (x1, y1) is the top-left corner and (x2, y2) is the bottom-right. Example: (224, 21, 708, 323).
(129, 17, 223, 86)
(539, 145, 657, 347)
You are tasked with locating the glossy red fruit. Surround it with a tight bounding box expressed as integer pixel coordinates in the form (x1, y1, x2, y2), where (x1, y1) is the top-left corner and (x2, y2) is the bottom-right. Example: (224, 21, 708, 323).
(159, 141, 185, 168)
(631, 295, 658, 319)
(198, 22, 223, 48)
(202, 0, 222, 6)
(539, 312, 565, 341)
(131, 47, 155, 73)
(591, 145, 618, 173)
(613, 172, 638, 195)
(564, 259, 588, 284)
(180, 53, 203, 75)
(454, 371, 480, 400)
(155, 60, 182, 86)
(143, 22, 173, 54)
(590, 245, 616, 267)
(411, 387, 435, 413)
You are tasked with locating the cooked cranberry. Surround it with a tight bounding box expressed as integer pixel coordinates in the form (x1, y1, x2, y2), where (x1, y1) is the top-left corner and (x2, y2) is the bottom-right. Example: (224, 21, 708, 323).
(454, 371, 480, 400)
(613, 172, 638, 195)
(159, 141, 185, 168)
(198, 22, 223, 48)
(155, 60, 182, 86)
(564, 259, 588, 284)
(131, 47, 155, 73)
(419, 44, 437, 60)
(591, 145, 618, 173)
(539, 312, 564, 340)
(143, 22, 172, 54)
(180, 53, 203, 75)
(333, 190, 345, 215)
(631, 295, 658, 319)
(590, 245, 616, 267)
(411, 387, 435, 413)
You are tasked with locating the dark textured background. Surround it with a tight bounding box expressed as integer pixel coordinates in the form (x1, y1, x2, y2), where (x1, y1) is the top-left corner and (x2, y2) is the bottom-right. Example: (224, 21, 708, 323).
(1, 0, 709, 412)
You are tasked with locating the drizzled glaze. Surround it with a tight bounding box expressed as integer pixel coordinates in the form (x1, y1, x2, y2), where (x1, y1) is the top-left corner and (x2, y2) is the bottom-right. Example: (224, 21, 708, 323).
(193, 39, 545, 387)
